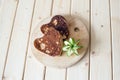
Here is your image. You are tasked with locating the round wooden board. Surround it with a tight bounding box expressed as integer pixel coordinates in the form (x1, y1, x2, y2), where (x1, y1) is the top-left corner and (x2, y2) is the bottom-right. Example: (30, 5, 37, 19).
(31, 15, 89, 68)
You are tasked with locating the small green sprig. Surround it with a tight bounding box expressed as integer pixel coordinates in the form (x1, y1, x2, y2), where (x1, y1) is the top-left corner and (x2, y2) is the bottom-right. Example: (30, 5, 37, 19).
(62, 38, 83, 56)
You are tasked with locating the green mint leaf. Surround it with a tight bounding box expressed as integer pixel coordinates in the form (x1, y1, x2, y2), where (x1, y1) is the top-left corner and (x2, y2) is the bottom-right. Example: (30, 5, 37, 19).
(64, 41, 70, 45)
(67, 48, 73, 56)
(74, 50, 79, 55)
(76, 39, 80, 44)
(73, 46, 80, 50)
(62, 46, 70, 51)
(62, 38, 83, 56)
(69, 38, 75, 45)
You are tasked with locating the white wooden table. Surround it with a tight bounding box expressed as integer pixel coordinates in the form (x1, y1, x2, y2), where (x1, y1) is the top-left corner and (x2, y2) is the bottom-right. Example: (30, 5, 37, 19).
(0, 0, 120, 80)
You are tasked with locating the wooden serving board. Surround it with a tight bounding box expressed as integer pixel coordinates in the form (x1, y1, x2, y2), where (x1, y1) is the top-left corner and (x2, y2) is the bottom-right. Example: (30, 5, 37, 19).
(31, 15, 89, 68)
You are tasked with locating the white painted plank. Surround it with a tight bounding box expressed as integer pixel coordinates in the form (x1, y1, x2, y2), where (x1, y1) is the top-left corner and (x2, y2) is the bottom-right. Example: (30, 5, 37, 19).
(23, 0, 53, 80)
(110, 0, 120, 80)
(0, 0, 4, 12)
(90, 0, 112, 80)
(2, 0, 35, 80)
(67, 0, 89, 80)
(0, 0, 18, 79)
(45, 0, 70, 80)
(52, 0, 70, 15)
(45, 67, 66, 80)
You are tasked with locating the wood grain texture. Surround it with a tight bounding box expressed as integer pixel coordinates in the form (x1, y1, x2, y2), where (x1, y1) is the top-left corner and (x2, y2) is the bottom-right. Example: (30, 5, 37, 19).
(67, 0, 90, 80)
(31, 15, 89, 68)
(0, 0, 18, 79)
(110, 0, 120, 80)
(2, 0, 35, 79)
(90, 0, 112, 80)
(23, 0, 53, 80)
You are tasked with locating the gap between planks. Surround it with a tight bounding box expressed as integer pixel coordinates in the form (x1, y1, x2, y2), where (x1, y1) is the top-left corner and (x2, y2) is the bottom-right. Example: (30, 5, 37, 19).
(66, 0, 72, 79)
(108, 0, 113, 80)
(89, 0, 113, 80)
(88, 0, 91, 80)
(44, 0, 71, 80)
(22, 0, 36, 79)
(43, 66, 46, 80)
(50, 0, 54, 16)
(22, 0, 54, 80)
(43, 0, 54, 79)
(2, 0, 19, 79)
(90, 0, 112, 79)
(2, 0, 35, 79)
(67, 0, 90, 80)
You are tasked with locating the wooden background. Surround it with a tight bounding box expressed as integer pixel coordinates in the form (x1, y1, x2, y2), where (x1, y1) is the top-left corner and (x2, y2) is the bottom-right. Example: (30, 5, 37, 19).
(0, 0, 120, 80)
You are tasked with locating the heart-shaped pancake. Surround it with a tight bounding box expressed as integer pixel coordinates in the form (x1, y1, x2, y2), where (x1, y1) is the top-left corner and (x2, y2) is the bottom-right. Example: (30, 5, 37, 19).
(34, 26, 63, 56)
(41, 15, 69, 39)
